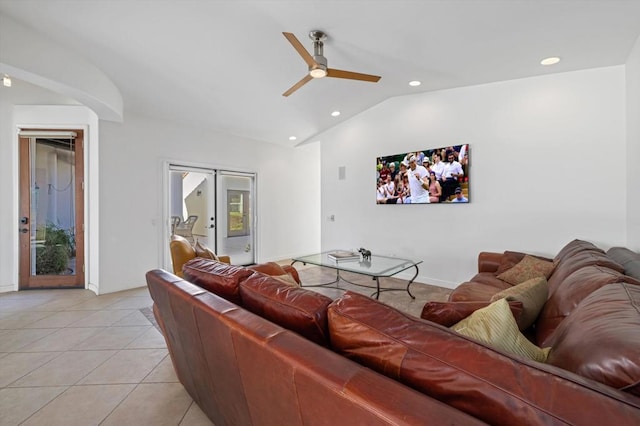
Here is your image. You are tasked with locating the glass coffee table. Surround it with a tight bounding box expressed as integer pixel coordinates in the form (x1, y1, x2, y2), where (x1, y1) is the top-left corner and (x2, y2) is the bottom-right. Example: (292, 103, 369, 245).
(292, 251, 422, 300)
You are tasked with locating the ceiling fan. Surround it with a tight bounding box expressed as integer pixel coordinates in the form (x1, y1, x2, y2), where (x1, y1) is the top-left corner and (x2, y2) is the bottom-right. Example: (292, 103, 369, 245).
(282, 30, 381, 97)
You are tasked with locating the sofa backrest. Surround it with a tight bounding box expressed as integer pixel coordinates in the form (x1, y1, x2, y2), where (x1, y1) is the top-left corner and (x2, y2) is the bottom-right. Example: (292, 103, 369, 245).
(146, 269, 482, 426)
(182, 258, 253, 305)
(328, 291, 640, 426)
(608, 246, 640, 281)
(239, 271, 333, 347)
(536, 264, 630, 345)
(545, 283, 640, 396)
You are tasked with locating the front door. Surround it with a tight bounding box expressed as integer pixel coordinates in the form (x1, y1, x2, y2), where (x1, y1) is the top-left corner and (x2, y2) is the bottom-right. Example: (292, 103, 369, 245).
(18, 130, 85, 289)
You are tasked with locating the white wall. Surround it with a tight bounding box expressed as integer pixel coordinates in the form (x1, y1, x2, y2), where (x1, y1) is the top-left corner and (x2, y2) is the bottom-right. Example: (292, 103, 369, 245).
(626, 35, 640, 250)
(1, 83, 320, 294)
(0, 89, 100, 293)
(98, 114, 320, 293)
(319, 66, 627, 288)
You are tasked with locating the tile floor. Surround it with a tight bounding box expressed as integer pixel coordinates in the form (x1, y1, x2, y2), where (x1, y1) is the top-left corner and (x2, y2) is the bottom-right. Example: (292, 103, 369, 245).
(0, 264, 451, 426)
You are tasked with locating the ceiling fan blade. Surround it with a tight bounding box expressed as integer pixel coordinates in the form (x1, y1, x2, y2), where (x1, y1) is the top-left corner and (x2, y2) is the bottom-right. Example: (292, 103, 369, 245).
(283, 74, 313, 97)
(283, 32, 317, 68)
(326, 68, 381, 82)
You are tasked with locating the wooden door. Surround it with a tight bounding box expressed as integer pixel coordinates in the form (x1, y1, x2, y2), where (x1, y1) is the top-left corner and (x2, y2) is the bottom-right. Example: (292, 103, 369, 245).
(18, 130, 85, 289)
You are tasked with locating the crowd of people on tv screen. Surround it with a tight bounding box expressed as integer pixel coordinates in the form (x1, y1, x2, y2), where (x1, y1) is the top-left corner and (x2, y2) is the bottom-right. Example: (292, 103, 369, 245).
(376, 145, 469, 204)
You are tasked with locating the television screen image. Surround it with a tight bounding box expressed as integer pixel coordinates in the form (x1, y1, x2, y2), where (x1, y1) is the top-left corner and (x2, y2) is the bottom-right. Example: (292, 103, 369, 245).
(376, 145, 469, 204)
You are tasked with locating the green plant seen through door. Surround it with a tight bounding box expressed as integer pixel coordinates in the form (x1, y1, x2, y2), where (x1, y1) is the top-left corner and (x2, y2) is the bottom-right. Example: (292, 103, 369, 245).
(35, 223, 75, 275)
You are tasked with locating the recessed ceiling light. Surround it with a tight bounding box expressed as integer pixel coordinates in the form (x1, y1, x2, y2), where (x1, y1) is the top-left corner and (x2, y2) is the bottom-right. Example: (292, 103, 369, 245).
(2, 75, 11, 87)
(409, 80, 421, 87)
(540, 57, 561, 66)
(289, 136, 297, 141)
(331, 111, 341, 117)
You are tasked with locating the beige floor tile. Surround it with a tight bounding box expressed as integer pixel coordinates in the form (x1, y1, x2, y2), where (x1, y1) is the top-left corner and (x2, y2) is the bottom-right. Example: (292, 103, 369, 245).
(0, 386, 67, 426)
(0, 311, 56, 330)
(106, 296, 154, 310)
(67, 309, 136, 327)
(24, 310, 95, 329)
(73, 326, 150, 350)
(143, 354, 179, 383)
(18, 327, 101, 352)
(20, 384, 135, 426)
(180, 401, 216, 426)
(0, 298, 49, 313)
(63, 296, 124, 311)
(126, 326, 167, 349)
(101, 382, 193, 426)
(9, 350, 117, 387)
(112, 309, 153, 326)
(78, 348, 167, 384)
(0, 329, 58, 352)
(0, 352, 61, 387)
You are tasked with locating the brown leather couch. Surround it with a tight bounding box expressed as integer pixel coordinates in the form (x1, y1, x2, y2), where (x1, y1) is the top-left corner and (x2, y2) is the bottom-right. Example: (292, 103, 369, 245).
(146, 263, 482, 425)
(147, 249, 640, 425)
(439, 240, 640, 398)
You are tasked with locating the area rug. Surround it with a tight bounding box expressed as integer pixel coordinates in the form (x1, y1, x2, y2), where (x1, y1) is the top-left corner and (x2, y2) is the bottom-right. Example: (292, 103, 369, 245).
(139, 306, 162, 333)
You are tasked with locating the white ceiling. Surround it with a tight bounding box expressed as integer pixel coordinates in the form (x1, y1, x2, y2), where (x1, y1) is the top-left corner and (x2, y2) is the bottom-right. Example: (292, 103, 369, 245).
(1, 1, 640, 147)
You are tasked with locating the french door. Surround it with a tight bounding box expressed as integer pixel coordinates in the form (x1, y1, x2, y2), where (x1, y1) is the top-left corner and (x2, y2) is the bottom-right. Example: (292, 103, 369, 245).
(216, 171, 255, 266)
(18, 130, 85, 289)
(167, 165, 256, 266)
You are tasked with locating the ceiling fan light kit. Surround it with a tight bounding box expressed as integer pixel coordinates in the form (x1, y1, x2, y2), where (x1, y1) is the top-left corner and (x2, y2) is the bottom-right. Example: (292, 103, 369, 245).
(282, 30, 381, 96)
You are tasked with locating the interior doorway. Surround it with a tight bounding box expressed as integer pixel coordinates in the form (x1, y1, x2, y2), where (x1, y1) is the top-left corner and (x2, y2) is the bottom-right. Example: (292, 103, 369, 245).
(18, 129, 85, 289)
(167, 164, 256, 267)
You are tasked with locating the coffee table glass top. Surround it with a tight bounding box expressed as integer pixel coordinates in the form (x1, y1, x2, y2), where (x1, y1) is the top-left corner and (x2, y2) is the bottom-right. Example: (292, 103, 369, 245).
(293, 251, 422, 277)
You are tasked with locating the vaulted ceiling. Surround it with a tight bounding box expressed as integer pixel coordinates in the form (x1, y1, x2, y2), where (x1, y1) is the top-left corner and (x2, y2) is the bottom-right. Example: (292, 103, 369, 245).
(1, 1, 640, 147)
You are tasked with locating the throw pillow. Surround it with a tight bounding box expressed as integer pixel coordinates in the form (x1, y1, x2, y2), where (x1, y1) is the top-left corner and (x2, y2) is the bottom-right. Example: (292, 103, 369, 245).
(496, 255, 556, 286)
(490, 276, 548, 331)
(450, 298, 550, 363)
(194, 240, 219, 261)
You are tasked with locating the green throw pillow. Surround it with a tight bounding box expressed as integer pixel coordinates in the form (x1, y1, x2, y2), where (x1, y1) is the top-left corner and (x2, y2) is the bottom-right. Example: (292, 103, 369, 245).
(496, 255, 555, 285)
(490, 276, 548, 330)
(451, 298, 550, 363)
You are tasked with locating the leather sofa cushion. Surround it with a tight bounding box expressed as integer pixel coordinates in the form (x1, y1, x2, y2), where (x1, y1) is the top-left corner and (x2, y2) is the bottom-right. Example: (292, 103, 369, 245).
(239, 272, 333, 347)
(536, 265, 628, 346)
(328, 291, 640, 425)
(468, 272, 513, 290)
(608, 247, 640, 281)
(182, 258, 252, 305)
(546, 250, 624, 295)
(607, 247, 640, 266)
(421, 300, 523, 327)
(554, 239, 604, 263)
(247, 262, 301, 285)
(546, 283, 640, 396)
(449, 280, 510, 302)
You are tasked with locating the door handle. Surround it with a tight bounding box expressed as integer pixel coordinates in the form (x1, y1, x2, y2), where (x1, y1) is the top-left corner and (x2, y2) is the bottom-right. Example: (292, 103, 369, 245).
(20, 228, 28, 234)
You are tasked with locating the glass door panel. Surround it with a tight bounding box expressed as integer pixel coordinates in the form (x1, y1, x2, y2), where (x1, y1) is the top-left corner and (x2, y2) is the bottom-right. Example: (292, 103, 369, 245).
(216, 172, 255, 265)
(169, 167, 215, 246)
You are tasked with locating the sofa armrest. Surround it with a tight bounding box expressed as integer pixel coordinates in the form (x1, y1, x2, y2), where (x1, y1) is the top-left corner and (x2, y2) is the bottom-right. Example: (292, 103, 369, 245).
(478, 251, 503, 273)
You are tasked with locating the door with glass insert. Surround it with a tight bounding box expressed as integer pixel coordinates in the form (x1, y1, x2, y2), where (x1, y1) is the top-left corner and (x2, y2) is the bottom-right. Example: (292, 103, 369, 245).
(216, 171, 255, 265)
(19, 130, 85, 289)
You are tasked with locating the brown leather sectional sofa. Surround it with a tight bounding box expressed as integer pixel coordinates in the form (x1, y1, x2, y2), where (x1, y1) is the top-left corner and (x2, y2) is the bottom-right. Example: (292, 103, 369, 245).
(146, 241, 640, 425)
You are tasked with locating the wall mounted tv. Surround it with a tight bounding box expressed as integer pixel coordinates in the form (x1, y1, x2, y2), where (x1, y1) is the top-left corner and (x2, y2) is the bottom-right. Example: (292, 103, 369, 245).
(376, 144, 469, 204)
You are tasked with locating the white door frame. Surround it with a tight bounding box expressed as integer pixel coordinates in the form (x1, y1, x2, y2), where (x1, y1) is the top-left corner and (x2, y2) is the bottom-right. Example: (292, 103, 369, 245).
(161, 160, 258, 271)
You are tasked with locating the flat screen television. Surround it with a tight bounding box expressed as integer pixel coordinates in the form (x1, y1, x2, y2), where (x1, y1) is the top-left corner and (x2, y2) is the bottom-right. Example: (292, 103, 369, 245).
(376, 144, 469, 204)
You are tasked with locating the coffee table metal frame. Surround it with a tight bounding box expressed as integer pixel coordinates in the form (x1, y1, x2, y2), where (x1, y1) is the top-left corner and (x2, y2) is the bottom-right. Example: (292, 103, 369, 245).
(291, 251, 422, 299)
